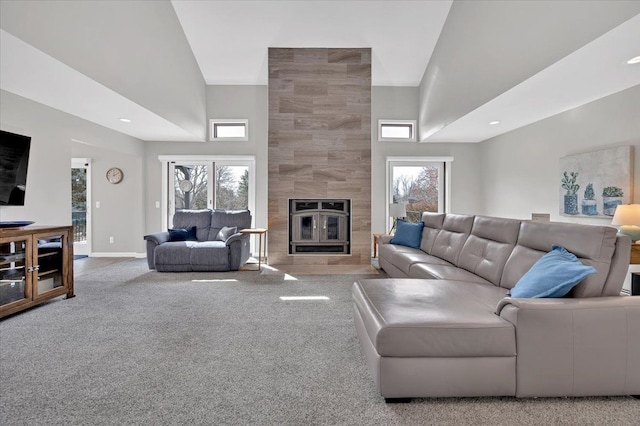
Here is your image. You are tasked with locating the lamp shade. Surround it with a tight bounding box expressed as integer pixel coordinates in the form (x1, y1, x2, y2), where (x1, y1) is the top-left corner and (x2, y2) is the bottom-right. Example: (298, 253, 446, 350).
(389, 203, 407, 218)
(611, 204, 640, 243)
(611, 204, 640, 225)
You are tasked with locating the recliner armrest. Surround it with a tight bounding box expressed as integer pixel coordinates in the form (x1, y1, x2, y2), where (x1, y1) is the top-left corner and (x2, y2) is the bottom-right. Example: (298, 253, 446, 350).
(144, 231, 170, 245)
(496, 296, 640, 397)
(224, 232, 246, 245)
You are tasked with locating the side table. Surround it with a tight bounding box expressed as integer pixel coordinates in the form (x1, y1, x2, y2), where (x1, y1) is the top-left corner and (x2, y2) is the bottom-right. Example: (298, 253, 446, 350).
(373, 233, 387, 258)
(239, 228, 268, 270)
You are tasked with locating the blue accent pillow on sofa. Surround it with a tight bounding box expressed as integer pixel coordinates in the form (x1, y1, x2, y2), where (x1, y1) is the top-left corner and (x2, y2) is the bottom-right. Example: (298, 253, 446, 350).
(510, 245, 597, 298)
(390, 220, 424, 249)
(168, 226, 197, 242)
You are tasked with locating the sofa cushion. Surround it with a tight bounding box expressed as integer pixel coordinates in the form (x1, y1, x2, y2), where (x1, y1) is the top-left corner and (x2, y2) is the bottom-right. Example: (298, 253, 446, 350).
(352, 279, 514, 357)
(154, 241, 198, 266)
(457, 216, 521, 285)
(173, 209, 212, 241)
(390, 220, 424, 248)
(409, 263, 493, 285)
(216, 226, 237, 242)
(430, 214, 474, 265)
(168, 226, 197, 242)
(501, 221, 618, 297)
(510, 245, 597, 298)
(420, 212, 446, 254)
(392, 251, 452, 276)
(190, 241, 229, 267)
(211, 209, 251, 230)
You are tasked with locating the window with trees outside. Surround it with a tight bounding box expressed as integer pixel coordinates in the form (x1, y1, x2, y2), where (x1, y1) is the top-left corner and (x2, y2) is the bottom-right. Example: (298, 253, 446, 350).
(387, 157, 450, 228)
(162, 156, 255, 230)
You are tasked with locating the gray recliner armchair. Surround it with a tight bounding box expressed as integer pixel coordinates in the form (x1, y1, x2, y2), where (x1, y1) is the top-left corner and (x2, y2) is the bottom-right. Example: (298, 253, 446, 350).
(144, 209, 251, 272)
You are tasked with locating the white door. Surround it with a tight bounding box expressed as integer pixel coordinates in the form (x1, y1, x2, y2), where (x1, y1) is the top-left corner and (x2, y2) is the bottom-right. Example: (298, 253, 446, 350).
(71, 158, 91, 256)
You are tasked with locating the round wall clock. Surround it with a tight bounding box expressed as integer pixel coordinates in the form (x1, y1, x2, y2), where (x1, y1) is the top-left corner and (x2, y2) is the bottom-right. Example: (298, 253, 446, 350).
(106, 167, 124, 184)
(179, 179, 194, 192)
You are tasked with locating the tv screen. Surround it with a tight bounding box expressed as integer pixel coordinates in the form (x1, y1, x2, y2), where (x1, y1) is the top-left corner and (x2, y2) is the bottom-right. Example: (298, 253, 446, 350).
(0, 130, 32, 206)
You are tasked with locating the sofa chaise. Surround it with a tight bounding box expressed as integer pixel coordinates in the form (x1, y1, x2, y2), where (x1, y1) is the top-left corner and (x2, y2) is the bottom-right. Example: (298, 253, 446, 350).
(353, 213, 640, 401)
(144, 209, 251, 272)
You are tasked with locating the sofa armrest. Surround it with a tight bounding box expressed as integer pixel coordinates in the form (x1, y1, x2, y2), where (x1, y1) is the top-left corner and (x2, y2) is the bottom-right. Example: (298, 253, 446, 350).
(144, 231, 170, 245)
(226, 233, 250, 270)
(143, 232, 170, 269)
(224, 232, 244, 245)
(378, 235, 393, 245)
(496, 296, 640, 397)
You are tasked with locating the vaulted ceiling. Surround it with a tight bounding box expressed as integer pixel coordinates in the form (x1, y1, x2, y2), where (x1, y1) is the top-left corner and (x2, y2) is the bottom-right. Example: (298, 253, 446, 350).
(1, 1, 639, 143)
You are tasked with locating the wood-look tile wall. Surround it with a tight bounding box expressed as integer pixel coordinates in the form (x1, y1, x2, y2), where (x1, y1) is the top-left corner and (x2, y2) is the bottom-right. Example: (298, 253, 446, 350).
(268, 48, 372, 265)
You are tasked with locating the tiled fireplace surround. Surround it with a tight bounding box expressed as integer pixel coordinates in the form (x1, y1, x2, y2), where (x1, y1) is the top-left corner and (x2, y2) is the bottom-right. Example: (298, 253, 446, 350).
(268, 48, 372, 266)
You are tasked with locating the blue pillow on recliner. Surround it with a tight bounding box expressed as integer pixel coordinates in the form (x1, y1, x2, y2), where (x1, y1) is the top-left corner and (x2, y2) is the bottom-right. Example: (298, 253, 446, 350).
(390, 220, 424, 249)
(168, 226, 197, 242)
(510, 245, 597, 298)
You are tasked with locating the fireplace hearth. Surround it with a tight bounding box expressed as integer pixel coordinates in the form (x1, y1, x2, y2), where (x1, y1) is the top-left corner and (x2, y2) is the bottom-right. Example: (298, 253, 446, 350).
(289, 199, 351, 255)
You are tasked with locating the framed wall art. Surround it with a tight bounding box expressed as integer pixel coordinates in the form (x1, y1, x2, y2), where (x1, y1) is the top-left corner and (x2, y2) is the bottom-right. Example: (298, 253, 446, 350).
(559, 146, 633, 218)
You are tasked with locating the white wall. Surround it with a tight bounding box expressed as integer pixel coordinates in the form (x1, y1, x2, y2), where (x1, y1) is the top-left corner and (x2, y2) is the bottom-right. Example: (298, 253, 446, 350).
(372, 86, 482, 235)
(144, 85, 268, 234)
(479, 85, 640, 223)
(1, 90, 147, 255)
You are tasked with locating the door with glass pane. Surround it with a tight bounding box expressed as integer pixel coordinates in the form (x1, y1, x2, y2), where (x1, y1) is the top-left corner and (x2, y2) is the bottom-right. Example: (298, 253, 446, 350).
(215, 165, 249, 210)
(389, 161, 445, 224)
(169, 163, 212, 226)
(71, 159, 91, 256)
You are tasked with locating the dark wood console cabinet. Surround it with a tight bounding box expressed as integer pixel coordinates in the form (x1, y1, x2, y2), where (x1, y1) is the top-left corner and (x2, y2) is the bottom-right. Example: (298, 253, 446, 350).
(0, 226, 74, 318)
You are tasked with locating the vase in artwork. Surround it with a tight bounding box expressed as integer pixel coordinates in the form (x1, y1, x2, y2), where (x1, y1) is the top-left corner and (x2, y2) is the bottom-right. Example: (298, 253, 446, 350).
(603, 197, 622, 216)
(564, 194, 578, 215)
(581, 199, 597, 215)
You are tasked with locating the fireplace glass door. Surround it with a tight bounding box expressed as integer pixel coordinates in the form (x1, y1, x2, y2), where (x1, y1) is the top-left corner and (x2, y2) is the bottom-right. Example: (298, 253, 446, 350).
(319, 214, 345, 242)
(294, 214, 319, 242)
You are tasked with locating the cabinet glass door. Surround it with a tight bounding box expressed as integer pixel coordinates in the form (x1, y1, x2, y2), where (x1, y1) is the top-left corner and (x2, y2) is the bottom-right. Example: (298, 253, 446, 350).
(0, 238, 30, 306)
(35, 235, 64, 297)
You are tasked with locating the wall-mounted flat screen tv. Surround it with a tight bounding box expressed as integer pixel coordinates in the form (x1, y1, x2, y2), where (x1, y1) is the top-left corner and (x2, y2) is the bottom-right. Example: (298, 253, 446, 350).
(0, 130, 32, 206)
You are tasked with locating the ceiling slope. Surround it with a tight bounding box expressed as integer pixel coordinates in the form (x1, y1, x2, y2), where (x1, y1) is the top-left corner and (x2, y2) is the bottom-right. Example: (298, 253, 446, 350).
(0, 0, 206, 141)
(171, 0, 453, 86)
(419, 0, 640, 142)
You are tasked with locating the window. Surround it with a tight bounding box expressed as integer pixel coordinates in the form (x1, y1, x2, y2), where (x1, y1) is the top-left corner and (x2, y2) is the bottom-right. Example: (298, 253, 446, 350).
(378, 120, 417, 142)
(386, 157, 452, 229)
(209, 119, 249, 141)
(159, 155, 255, 230)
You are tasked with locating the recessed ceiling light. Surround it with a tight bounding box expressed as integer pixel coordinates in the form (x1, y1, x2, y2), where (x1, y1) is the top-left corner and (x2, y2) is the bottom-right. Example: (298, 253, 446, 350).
(119, 118, 131, 123)
(489, 120, 501, 125)
(627, 56, 640, 65)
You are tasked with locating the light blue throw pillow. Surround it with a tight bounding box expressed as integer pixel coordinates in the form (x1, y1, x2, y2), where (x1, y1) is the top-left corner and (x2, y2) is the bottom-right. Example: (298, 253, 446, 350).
(510, 245, 597, 298)
(390, 220, 424, 249)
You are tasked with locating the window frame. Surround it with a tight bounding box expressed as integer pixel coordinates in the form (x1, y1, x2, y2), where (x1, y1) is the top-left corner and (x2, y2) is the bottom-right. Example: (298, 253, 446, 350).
(209, 119, 249, 141)
(378, 119, 417, 142)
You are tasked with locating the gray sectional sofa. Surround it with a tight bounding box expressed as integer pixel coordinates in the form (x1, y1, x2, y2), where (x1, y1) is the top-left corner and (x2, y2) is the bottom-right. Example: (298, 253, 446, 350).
(144, 209, 251, 272)
(353, 212, 640, 401)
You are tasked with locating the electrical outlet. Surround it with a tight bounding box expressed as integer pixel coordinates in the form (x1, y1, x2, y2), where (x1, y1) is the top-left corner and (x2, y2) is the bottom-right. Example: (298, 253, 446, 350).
(109, 236, 114, 244)
(155, 201, 160, 209)
(96, 201, 101, 208)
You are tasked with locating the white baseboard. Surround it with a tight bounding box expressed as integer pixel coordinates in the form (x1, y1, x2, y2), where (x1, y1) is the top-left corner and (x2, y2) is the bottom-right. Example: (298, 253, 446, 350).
(90, 252, 146, 258)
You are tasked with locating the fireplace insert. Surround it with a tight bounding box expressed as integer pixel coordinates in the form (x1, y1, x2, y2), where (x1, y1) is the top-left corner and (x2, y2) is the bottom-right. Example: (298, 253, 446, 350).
(289, 199, 350, 255)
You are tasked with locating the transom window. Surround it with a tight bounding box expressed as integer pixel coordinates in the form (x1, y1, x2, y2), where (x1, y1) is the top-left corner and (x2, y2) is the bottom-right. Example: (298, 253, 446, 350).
(378, 120, 417, 142)
(209, 119, 249, 141)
